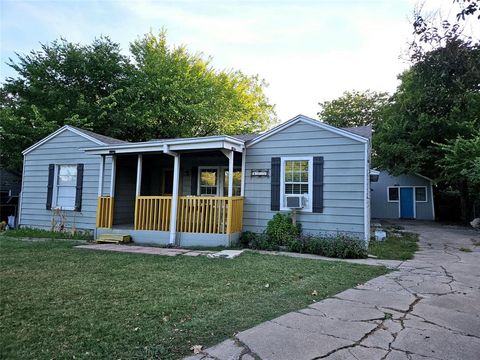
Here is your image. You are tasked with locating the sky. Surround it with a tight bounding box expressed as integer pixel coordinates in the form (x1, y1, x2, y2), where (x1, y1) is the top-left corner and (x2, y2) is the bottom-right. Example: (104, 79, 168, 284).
(1, 0, 477, 120)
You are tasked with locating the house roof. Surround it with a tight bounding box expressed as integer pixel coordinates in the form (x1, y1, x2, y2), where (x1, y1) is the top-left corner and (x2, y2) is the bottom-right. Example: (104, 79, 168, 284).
(22, 125, 125, 155)
(246, 114, 369, 147)
(68, 126, 127, 145)
(83, 135, 246, 155)
(341, 125, 372, 140)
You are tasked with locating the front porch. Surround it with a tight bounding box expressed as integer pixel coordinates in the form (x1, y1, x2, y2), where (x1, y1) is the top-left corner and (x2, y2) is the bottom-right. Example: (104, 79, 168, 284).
(96, 195, 244, 246)
(87, 136, 246, 246)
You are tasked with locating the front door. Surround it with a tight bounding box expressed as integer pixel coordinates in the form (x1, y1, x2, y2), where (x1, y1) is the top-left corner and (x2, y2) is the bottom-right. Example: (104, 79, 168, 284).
(400, 187, 414, 219)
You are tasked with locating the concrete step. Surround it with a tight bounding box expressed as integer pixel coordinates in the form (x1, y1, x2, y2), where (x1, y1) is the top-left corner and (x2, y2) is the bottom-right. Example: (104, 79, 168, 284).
(97, 234, 132, 244)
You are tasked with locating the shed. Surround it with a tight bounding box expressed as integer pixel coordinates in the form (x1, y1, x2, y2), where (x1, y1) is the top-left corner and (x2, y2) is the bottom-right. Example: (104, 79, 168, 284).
(370, 170, 435, 220)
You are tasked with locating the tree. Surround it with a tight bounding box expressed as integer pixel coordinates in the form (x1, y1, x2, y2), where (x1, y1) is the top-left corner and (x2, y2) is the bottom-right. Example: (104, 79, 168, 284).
(0, 31, 276, 171)
(1, 37, 134, 170)
(317, 90, 389, 130)
(375, 39, 480, 220)
(126, 31, 275, 140)
(410, 0, 479, 61)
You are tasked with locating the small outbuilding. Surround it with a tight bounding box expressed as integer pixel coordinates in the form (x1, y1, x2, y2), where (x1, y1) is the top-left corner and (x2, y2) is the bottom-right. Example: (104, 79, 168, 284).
(370, 170, 435, 220)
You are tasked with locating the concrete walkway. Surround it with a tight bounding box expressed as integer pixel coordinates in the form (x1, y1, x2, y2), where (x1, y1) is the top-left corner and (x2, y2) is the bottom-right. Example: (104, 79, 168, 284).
(186, 222, 480, 360)
(76, 243, 216, 257)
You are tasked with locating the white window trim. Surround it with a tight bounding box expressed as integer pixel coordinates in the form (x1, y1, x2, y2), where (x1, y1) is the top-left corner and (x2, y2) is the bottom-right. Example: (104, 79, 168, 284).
(387, 186, 399, 202)
(414, 186, 428, 203)
(280, 156, 313, 212)
(197, 166, 242, 196)
(51, 164, 77, 211)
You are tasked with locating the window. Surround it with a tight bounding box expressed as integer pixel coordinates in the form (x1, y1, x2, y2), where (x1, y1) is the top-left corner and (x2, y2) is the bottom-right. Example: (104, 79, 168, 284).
(198, 167, 242, 196)
(388, 187, 399, 202)
(199, 169, 218, 195)
(280, 158, 312, 211)
(415, 187, 427, 202)
(223, 170, 242, 196)
(54, 165, 77, 209)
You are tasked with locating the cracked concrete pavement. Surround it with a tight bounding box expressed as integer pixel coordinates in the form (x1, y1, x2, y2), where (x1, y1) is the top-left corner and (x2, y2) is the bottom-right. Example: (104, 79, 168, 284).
(184, 221, 480, 360)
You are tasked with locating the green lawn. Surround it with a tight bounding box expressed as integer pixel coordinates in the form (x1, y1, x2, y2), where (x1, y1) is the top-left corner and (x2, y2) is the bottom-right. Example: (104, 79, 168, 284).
(2, 227, 92, 240)
(0, 238, 387, 360)
(368, 232, 419, 260)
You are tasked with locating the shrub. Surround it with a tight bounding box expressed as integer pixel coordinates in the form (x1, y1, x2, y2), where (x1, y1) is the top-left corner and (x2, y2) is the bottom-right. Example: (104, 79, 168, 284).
(295, 234, 367, 259)
(240, 231, 256, 248)
(265, 213, 301, 247)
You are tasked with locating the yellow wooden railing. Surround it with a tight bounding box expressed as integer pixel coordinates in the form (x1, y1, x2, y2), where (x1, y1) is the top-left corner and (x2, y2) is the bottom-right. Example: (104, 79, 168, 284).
(134, 196, 172, 231)
(229, 197, 244, 233)
(132, 196, 244, 234)
(96, 196, 114, 228)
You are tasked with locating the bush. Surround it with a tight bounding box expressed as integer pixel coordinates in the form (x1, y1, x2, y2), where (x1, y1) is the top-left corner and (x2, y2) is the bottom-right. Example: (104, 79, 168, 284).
(241, 213, 367, 259)
(265, 213, 301, 247)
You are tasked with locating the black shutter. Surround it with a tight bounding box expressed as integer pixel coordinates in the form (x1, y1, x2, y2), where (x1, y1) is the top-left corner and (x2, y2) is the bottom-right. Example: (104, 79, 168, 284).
(191, 166, 198, 195)
(271, 157, 280, 211)
(74, 164, 84, 212)
(312, 156, 324, 213)
(46, 164, 55, 210)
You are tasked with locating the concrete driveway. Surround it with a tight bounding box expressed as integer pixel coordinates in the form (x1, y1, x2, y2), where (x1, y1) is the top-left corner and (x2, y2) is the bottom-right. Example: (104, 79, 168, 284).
(186, 222, 480, 360)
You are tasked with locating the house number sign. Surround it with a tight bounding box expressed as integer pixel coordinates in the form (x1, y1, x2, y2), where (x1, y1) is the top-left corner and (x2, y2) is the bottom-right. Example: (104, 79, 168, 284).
(251, 169, 269, 177)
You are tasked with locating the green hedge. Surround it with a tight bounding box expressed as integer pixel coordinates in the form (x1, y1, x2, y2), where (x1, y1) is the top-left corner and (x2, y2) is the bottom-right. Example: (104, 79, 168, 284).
(240, 213, 367, 259)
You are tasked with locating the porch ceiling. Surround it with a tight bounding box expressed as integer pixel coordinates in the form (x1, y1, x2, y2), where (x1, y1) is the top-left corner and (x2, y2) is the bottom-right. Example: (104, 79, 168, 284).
(82, 135, 244, 155)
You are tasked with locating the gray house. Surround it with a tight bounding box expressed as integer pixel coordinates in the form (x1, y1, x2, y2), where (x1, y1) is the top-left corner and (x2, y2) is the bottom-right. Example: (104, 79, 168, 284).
(370, 170, 435, 220)
(18, 115, 372, 246)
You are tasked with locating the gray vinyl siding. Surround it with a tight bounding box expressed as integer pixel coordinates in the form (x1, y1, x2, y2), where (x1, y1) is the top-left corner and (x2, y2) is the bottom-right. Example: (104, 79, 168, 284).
(244, 122, 367, 239)
(19, 130, 111, 231)
(371, 171, 434, 220)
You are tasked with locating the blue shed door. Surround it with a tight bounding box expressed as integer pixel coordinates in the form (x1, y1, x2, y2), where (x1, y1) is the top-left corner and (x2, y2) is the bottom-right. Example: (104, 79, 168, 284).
(400, 187, 414, 219)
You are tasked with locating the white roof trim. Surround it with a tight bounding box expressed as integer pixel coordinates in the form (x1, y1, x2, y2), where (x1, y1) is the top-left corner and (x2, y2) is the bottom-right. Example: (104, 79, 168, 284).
(247, 114, 368, 147)
(22, 125, 106, 155)
(415, 173, 433, 182)
(83, 135, 245, 155)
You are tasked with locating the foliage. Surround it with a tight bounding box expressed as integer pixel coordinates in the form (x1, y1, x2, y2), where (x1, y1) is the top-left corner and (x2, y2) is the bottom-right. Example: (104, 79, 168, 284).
(241, 230, 368, 259)
(368, 232, 419, 260)
(318, 90, 390, 131)
(0, 31, 276, 171)
(2, 227, 92, 240)
(0, 238, 387, 359)
(290, 234, 368, 259)
(437, 132, 480, 189)
(265, 213, 301, 247)
(410, 0, 479, 61)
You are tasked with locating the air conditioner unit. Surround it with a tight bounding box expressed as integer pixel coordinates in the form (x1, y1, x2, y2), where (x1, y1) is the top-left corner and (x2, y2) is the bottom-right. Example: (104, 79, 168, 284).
(286, 195, 304, 209)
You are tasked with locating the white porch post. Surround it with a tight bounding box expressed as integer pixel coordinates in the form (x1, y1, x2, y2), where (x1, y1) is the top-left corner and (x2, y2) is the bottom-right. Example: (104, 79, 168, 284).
(169, 153, 180, 245)
(98, 155, 105, 197)
(240, 149, 246, 196)
(228, 150, 234, 197)
(109, 155, 116, 197)
(136, 154, 143, 196)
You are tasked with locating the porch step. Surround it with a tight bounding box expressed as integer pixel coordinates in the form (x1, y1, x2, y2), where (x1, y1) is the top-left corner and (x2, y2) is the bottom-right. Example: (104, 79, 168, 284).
(97, 234, 132, 244)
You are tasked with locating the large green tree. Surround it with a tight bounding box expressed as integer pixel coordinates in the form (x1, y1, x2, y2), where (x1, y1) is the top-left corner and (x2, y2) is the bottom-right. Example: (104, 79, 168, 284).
(317, 90, 390, 130)
(0, 31, 276, 171)
(126, 32, 275, 140)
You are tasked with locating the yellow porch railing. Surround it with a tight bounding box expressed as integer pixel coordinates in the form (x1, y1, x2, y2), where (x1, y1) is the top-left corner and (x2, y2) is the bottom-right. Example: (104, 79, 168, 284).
(96, 196, 114, 228)
(132, 196, 244, 234)
(98, 195, 244, 234)
(229, 197, 244, 233)
(134, 196, 172, 231)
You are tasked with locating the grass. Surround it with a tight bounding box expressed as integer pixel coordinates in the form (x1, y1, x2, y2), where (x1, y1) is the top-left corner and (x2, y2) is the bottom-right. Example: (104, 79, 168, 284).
(1, 227, 92, 240)
(0, 238, 387, 360)
(368, 232, 419, 260)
